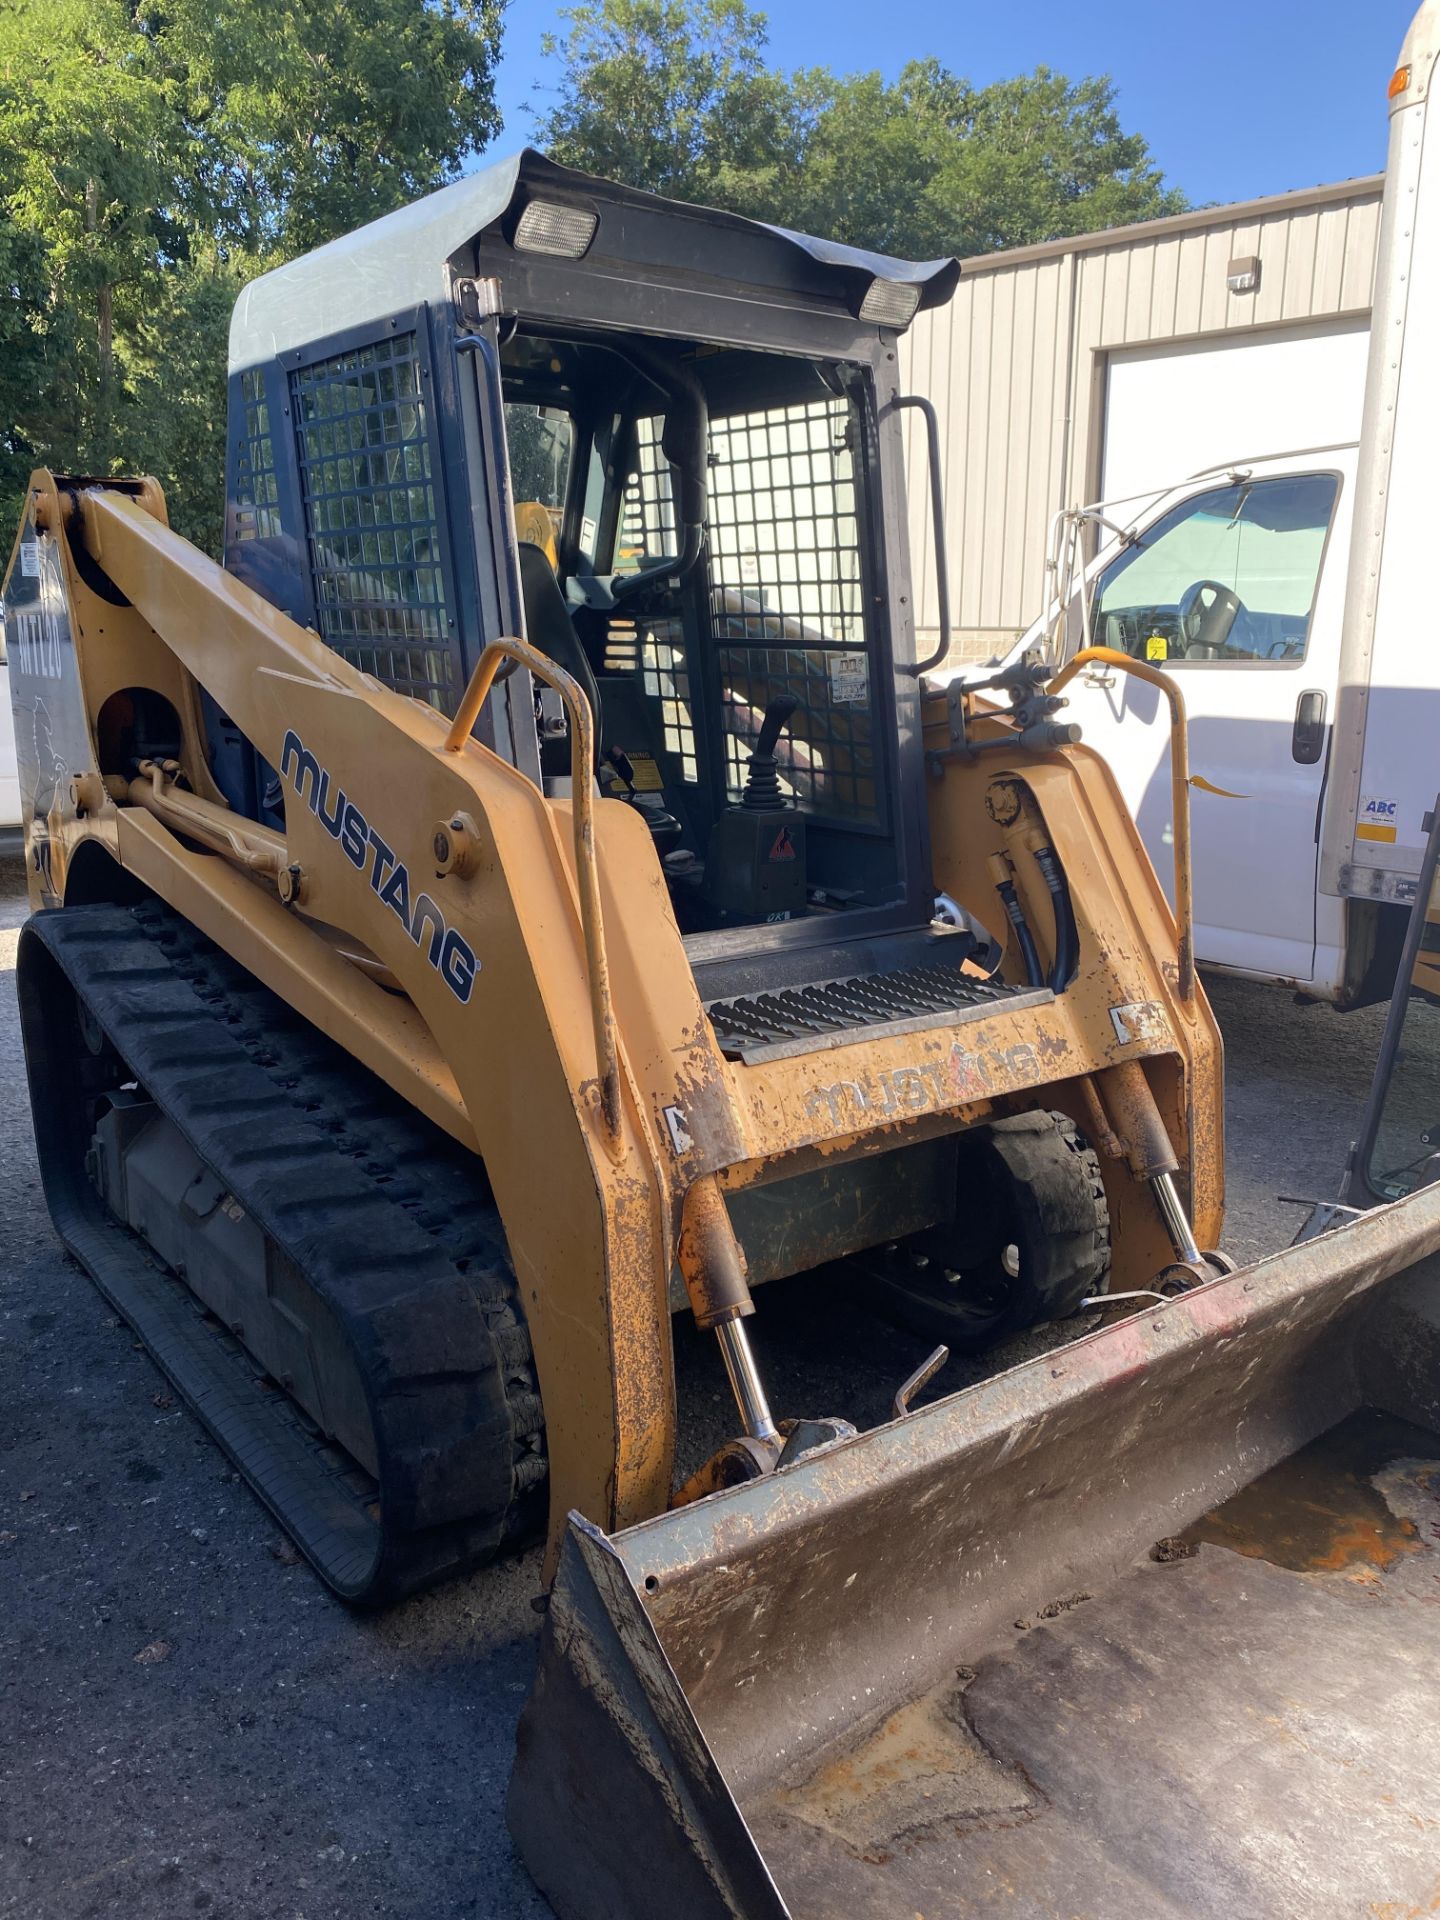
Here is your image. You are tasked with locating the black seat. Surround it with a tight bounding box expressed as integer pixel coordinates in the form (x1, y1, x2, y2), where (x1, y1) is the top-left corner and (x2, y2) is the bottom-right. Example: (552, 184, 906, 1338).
(516, 542, 603, 753)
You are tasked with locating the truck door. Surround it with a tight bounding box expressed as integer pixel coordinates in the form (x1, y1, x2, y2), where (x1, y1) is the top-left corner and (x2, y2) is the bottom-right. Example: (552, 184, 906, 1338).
(1063, 457, 1352, 985)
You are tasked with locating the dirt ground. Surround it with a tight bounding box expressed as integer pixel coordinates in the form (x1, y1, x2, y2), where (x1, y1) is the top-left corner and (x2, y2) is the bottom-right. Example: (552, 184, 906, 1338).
(0, 847, 1391, 1918)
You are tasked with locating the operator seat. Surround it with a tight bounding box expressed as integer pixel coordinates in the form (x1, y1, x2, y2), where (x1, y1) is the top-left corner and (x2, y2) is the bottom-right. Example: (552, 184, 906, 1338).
(516, 541, 603, 750)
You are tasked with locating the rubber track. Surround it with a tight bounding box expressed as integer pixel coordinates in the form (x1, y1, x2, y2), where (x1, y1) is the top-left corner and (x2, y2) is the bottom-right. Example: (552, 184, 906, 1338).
(16, 901, 546, 1603)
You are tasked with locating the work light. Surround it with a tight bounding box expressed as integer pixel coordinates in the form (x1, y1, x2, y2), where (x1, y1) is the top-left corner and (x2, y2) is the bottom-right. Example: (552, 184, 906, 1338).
(513, 200, 599, 259)
(858, 278, 922, 328)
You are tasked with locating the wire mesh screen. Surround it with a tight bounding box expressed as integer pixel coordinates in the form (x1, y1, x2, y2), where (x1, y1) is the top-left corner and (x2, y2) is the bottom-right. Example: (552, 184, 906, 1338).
(708, 396, 876, 822)
(231, 367, 281, 544)
(290, 333, 455, 710)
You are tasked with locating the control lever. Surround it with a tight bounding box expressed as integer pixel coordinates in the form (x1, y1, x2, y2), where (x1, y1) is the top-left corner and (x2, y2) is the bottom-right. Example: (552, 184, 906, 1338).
(741, 695, 800, 807)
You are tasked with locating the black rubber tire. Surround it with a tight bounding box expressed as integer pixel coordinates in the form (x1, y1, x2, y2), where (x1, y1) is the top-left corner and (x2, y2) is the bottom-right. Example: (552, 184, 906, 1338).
(857, 1109, 1112, 1353)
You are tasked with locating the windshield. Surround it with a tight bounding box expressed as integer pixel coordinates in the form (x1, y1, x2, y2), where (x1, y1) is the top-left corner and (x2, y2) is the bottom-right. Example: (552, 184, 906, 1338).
(1092, 473, 1337, 665)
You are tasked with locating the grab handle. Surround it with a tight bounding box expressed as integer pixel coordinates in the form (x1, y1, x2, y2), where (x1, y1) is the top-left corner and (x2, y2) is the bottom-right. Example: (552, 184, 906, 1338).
(1049, 645, 1195, 1004)
(446, 638, 621, 1138)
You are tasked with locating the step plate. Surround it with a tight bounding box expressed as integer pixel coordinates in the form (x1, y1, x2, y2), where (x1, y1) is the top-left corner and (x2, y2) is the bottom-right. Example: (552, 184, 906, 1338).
(704, 965, 1051, 1063)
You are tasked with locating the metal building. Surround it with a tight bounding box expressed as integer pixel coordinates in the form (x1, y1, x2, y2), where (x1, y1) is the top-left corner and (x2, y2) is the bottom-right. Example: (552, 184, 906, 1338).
(899, 174, 1383, 663)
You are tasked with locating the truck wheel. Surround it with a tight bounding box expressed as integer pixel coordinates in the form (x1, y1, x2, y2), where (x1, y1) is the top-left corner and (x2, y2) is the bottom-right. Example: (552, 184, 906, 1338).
(859, 1110, 1111, 1354)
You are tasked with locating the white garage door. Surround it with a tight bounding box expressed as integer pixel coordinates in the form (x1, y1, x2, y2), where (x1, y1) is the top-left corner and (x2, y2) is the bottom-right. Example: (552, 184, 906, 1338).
(1101, 320, 1371, 507)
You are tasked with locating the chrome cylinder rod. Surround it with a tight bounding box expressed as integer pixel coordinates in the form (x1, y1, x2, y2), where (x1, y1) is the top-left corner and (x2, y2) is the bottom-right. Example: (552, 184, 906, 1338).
(715, 1318, 780, 1444)
(1152, 1170, 1202, 1266)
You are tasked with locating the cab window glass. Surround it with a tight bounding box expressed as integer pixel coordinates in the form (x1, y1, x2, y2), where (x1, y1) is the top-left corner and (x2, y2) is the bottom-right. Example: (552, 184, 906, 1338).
(505, 404, 574, 565)
(1093, 473, 1338, 665)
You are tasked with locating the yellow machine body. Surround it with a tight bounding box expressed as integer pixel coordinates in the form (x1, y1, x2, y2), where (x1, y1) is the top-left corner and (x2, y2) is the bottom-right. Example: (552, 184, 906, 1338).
(8, 466, 1221, 1564)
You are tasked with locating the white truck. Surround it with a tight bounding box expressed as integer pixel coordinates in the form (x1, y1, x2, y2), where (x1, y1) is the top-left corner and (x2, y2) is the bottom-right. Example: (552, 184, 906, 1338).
(1001, 1, 1439, 1007)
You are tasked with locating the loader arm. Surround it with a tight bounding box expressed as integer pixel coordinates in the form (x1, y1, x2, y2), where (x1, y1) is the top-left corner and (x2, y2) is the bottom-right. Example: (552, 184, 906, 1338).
(19, 472, 731, 1546)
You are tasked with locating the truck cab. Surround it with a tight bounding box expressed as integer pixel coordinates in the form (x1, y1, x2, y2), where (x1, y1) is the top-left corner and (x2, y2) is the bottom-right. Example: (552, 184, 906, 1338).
(991, 1, 1440, 1009)
(1006, 442, 1368, 998)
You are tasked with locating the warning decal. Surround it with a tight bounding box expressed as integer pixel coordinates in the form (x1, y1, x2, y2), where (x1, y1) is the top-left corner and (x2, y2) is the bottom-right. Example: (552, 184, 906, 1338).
(622, 750, 664, 793)
(768, 827, 797, 863)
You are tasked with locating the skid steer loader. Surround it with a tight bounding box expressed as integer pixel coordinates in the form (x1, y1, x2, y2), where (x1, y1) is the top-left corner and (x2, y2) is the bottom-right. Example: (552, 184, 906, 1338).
(9, 119, 1440, 1920)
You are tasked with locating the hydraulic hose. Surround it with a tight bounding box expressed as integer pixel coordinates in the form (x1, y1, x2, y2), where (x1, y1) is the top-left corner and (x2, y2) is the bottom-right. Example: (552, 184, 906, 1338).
(988, 854, 1046, 989)
(1026, 835, 1079, 993)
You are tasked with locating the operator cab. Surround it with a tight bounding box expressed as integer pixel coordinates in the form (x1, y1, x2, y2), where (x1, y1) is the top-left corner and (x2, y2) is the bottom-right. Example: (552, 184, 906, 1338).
(219, 149, 966, 1001)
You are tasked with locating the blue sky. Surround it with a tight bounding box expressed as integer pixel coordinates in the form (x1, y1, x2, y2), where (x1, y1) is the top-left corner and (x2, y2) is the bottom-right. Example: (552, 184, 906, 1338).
(493, 0, 1416, 211)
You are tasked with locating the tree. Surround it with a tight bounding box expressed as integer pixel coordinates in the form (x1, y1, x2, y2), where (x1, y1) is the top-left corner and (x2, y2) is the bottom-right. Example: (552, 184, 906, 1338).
(536, 0, 804, 218)
(162, 0, 505, 257)
(0, 0, 189, 486)
(782, 62, 1186, 260)
(0, 0, 505, 550)
(535, 2, 1186, 259)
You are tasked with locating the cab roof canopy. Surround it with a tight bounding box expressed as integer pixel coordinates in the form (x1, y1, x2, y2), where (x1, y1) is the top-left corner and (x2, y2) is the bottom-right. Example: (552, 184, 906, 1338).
(228, 148, 961, 373)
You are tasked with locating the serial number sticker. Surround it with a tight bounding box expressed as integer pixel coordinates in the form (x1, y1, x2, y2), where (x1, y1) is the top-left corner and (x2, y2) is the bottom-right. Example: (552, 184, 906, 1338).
(828, 653, 869, 705)
(20, 542, 39, 577)
(1109, 999, 1167, 1046)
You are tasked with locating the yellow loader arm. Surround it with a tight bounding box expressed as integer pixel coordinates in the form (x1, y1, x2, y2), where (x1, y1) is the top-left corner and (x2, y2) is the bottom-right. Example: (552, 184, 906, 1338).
(18, 472, 725, 1546)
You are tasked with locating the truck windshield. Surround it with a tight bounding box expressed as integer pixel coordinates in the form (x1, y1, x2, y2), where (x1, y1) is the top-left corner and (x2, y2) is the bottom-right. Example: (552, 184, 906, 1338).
(1093, 472, 1338, 664)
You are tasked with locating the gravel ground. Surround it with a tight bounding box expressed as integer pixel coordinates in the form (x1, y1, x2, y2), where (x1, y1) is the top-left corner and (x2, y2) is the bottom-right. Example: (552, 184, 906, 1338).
(0, 847, 1394, 1919)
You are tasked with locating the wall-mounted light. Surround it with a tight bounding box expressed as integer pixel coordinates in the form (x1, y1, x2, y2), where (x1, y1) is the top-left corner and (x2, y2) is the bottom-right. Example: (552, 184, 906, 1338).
(513, 200, 599, 259)
(858, 278, 922, 328)
(1226, 254, 1261, 295)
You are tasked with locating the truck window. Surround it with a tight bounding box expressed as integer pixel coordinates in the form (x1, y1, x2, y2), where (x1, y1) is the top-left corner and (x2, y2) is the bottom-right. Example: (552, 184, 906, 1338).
(1093, 472, 1338, 665)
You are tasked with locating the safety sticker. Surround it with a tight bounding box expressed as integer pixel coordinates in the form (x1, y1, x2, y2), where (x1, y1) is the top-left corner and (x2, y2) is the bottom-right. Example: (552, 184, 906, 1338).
(828, 653, 869, 704)
(1357, 795, 1399, 844)
(20, 542, 39, 578)
(768, 826, 797, 863)
(1109, 999, 1167, 1046)
(623, 749, 665, 793)
(1144, 634, 1168, 661)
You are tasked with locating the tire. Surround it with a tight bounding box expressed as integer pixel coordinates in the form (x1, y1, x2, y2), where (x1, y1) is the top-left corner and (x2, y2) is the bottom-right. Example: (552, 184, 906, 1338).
(857, 1109, 1112, 1353)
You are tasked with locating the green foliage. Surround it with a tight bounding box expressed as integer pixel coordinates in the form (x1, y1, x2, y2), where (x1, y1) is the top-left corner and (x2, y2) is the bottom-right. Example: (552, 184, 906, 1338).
(2, 0, 1184, 560)
(537, 0, 803, 216)
(161, 0, 505, 256)
(0, 0, 503, 550)
(537, 2, 1186, 258)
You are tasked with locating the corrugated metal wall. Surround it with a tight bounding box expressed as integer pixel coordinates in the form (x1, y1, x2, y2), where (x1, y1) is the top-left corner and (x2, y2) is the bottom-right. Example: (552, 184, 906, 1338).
(898, 176, 1383, 662)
